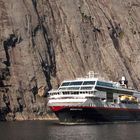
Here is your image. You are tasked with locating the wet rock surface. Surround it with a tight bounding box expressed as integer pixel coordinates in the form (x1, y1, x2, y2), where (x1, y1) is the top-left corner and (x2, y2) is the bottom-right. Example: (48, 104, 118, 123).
(0, 0, 140, 120)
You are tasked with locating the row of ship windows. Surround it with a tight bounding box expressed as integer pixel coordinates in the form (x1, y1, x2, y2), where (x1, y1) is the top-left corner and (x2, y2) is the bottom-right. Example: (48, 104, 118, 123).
(50, 91, 94, 95)
(59, 86, 93, 90)
(63, 91, 94, 95)
(96, 81, 113, 87)
(61, 81, 113, 88)
(61, 81, 95, 86)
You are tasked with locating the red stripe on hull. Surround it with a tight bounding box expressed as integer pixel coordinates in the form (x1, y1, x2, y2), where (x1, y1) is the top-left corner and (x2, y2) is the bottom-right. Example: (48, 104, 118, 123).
(50, 106, 140, 112)
(50, 106, 65, 111)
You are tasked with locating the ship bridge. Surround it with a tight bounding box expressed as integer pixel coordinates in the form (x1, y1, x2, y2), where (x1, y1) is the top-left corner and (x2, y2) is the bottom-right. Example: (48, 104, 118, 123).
(59, 80, 96, 91)
(48, 72, 99, 98)
(58, 71, 99, 91)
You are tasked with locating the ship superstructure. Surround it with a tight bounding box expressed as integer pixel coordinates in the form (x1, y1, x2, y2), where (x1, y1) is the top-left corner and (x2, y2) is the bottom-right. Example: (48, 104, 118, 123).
(48, 72, 140, 124)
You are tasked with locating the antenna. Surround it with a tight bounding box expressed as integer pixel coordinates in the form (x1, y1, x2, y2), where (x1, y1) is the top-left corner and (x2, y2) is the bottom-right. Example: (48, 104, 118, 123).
(88, 71, 98, 78)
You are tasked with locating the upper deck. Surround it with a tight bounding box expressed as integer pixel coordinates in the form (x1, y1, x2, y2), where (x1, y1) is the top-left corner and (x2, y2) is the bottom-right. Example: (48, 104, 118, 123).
(48, 72, 140, 96)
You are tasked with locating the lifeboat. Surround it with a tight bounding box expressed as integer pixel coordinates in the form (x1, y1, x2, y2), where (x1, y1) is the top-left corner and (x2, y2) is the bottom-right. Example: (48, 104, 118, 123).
(120, 95, 129, 101)
(129, 96, 134, 100)
(120, 95, 138, 103)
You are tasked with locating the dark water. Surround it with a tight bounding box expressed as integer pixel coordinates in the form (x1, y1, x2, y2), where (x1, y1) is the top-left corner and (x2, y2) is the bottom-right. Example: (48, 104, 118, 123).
(0, 121, 140, 140)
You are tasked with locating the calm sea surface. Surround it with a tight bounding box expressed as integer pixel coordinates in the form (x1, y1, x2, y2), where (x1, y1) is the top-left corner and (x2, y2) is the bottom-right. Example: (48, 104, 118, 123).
(0, 120, 140, 140)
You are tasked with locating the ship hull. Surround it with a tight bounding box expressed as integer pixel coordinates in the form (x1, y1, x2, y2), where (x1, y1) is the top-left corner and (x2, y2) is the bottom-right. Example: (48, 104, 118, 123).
(50, 106, 140, 124)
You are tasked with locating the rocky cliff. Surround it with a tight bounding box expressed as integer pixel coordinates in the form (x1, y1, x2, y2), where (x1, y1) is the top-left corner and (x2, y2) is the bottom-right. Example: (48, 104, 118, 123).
(0, 0, 140, 120)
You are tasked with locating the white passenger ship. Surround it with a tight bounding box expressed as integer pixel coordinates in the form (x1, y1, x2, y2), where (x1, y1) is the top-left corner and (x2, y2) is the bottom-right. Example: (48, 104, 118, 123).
(48, 72, 140, 124)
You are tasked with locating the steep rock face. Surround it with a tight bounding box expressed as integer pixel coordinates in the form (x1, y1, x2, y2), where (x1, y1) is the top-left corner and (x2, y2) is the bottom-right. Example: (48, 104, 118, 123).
(0, 0, 140, 120)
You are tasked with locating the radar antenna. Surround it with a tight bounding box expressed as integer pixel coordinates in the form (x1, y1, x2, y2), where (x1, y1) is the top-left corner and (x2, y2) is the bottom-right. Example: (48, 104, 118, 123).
(88, 71, 98, 78)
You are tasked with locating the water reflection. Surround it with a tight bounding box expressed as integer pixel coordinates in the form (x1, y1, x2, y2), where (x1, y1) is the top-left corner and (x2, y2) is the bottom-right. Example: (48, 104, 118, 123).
(0, 121, 140, 140)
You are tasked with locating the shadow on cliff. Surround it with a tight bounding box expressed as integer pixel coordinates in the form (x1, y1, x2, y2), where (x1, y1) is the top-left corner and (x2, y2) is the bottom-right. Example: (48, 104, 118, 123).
(32, 0, 56, 93)
(3, 34, 22, 67)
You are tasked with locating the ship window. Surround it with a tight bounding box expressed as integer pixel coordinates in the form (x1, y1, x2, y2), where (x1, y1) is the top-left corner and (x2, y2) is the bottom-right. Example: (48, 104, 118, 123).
(61, 82, 70, 86)
(107, 92, 113, 102)
(97, 81, 113, 87)
(90, 91, 93, 94)
(59, 87, 67, 90)
(71, 92, 75, 95)
(81, 87, 92, 90)
(71, 92, 79, 95)
(63, 92, 70, 95)
(67, 87, 80, 90)
(83, 81, 95, 85)
(69, 81, 83, 86)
